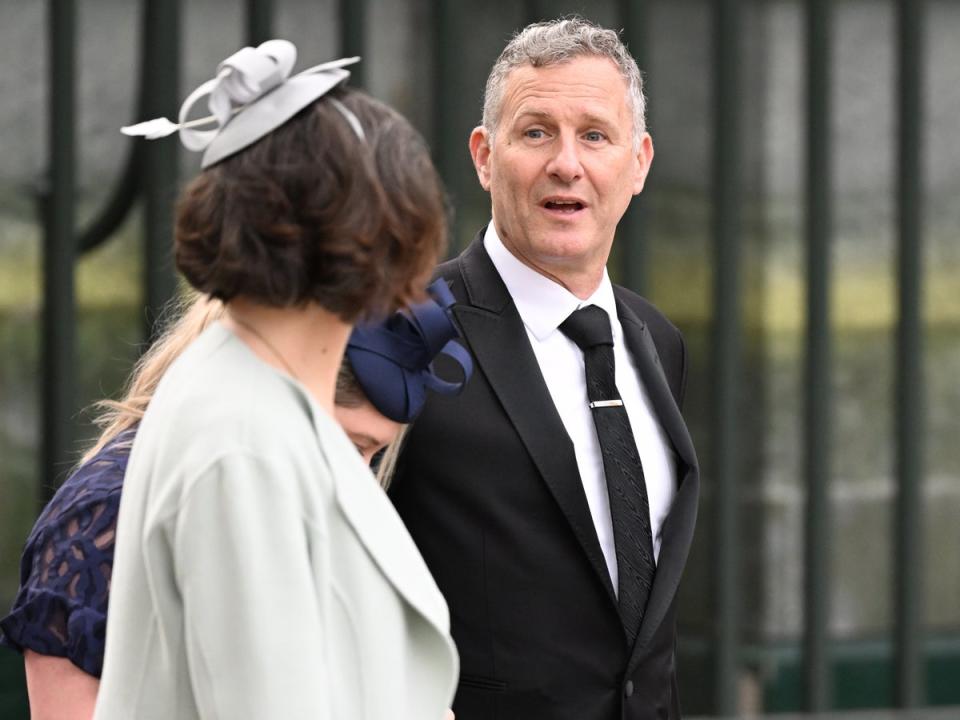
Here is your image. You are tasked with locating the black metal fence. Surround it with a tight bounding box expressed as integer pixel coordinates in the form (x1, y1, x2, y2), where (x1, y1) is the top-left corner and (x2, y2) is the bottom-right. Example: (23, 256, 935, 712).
(2, 0, 948, 716)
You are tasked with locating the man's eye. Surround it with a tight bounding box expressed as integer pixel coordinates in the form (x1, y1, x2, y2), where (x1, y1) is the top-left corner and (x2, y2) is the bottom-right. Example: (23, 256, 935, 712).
(524, 128, 545, 139)
(584, 131, 605, 142)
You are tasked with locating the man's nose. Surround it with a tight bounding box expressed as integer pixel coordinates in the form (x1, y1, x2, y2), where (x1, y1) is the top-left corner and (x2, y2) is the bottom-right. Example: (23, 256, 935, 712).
(545, 134, 583, 183)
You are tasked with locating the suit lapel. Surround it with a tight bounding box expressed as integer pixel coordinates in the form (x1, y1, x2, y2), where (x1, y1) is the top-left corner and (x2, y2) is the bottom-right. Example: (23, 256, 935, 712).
(615, 297, 700, 665)
(615, 296, 697, 469)
(454, 237, 618, 608)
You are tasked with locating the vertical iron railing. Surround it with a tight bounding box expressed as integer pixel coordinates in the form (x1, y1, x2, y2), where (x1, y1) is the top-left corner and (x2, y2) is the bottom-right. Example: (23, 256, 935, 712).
(38, 0, 225, 499)
(338, 0, 366, 88)
(40, 0, 78, 505)
(141, 0, 181, 341)
(618, 0, 650, 296)
(710, 0, 742, 714)
(802, 0, 834, 711)
(246, 0, 273, 45)
(431, 0, 465, 252)
(894, 0, 926, 708)
(523, 0, 550, 26)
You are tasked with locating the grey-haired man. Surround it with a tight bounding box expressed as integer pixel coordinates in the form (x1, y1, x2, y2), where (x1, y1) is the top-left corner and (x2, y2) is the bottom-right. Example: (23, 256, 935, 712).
(392, 17, 699, 720)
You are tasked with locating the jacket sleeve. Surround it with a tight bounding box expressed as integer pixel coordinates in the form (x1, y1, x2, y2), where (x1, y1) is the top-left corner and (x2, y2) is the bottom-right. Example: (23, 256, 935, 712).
(173, 452, 330, 720)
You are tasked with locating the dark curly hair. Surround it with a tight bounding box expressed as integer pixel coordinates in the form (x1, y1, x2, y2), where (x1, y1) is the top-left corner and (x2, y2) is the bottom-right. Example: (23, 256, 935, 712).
(174, 87, 448, 321)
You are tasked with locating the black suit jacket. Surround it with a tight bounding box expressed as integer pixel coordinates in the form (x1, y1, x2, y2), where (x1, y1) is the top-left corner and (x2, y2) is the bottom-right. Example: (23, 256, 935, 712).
(391, 233, 700, 720)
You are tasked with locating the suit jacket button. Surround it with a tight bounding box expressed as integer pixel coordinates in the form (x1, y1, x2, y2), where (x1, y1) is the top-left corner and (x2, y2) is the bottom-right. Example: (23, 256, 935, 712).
(624, 680, 634, 698)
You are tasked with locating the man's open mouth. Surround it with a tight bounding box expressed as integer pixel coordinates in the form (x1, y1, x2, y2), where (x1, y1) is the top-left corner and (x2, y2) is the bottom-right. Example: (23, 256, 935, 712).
(543, 199, 586, 213)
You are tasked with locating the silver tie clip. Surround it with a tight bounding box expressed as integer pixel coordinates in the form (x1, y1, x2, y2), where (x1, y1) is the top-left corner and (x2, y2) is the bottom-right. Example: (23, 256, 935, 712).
(589, 400, 624, 409)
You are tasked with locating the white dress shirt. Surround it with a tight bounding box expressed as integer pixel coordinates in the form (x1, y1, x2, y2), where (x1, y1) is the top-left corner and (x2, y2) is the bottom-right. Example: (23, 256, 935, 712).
(484, 225, 677, 591)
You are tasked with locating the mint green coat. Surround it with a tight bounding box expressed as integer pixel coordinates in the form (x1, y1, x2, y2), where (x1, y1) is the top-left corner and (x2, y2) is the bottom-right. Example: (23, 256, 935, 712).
(94, 323, 458, 720)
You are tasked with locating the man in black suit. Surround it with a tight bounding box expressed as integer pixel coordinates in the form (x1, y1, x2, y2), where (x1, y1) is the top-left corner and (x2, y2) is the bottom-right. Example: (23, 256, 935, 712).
(390, 17, 699, 720)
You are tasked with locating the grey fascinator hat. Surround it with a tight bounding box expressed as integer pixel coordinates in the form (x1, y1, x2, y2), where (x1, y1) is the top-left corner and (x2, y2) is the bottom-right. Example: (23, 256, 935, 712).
(122, 39, 363, 168)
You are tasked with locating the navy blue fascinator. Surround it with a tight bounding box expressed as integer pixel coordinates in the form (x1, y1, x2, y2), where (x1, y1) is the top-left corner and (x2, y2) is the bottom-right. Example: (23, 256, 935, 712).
(346, 280, 473, 423)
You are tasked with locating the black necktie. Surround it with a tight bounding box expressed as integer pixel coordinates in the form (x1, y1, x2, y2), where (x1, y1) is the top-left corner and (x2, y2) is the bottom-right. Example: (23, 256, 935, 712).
(560, 304, 655, 645)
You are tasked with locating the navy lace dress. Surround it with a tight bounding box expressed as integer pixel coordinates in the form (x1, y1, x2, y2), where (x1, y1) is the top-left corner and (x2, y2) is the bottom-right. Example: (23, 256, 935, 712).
(0, 429, 135, 677)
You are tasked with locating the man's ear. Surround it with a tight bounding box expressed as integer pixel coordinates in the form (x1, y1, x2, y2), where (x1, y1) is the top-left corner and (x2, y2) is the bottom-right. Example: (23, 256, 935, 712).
(469, 126, 493, 191)
(632, 132, 654, 195)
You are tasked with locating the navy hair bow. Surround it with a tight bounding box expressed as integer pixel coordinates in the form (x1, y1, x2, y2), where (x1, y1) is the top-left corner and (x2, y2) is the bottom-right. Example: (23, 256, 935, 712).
(346, 279, 473, 423)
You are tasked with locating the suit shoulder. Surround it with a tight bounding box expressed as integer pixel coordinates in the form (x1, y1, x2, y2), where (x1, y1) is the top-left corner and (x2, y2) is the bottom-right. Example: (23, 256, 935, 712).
(434, 254, 461, 280)
(434, 255, 463, 284)
(432, 254, 468, 301)
(614, 285, 683, 340)
(614, 285, 688, 404)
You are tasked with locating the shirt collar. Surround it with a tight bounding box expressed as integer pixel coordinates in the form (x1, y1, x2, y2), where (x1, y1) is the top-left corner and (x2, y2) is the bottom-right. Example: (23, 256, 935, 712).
(483, 223, 619, 342)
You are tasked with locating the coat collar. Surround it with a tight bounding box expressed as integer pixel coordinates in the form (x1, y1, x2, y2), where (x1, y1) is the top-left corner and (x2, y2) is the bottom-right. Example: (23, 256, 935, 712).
(456, 232, 699, 661)
(298, 387, 455, 642)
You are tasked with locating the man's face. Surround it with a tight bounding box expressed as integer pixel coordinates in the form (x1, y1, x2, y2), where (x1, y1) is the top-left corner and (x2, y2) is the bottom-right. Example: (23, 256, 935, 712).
(470, 56, 653, 294)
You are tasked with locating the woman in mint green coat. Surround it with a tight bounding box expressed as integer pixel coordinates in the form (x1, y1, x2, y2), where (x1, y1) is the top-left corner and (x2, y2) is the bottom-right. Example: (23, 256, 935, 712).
(92, 41, 459, 720)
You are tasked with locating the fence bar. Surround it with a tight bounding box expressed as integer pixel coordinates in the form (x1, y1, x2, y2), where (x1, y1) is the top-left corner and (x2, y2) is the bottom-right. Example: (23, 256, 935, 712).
(141, 0, 181, 340)
(894, 0, 926, 707)
(802, 0, 834, 711)
(618, 0, 649, 295)
(339, 0, 366, 89)
(245, 0, 273, 45)
(523, 1, 549, 26)
(431, 0, 464, 252)
(710, 0, 742, 713)
(40, 0, 77, 505)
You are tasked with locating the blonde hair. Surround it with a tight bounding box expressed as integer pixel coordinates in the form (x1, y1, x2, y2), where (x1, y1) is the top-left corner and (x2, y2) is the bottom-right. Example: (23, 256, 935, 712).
(80, 294, 408, 488)
(374, 425, 409, 490)
(80, 292, 224, 465)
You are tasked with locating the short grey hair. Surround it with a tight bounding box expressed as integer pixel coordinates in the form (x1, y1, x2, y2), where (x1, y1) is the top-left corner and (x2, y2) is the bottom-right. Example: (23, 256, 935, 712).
(481, 17, 647, 150)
